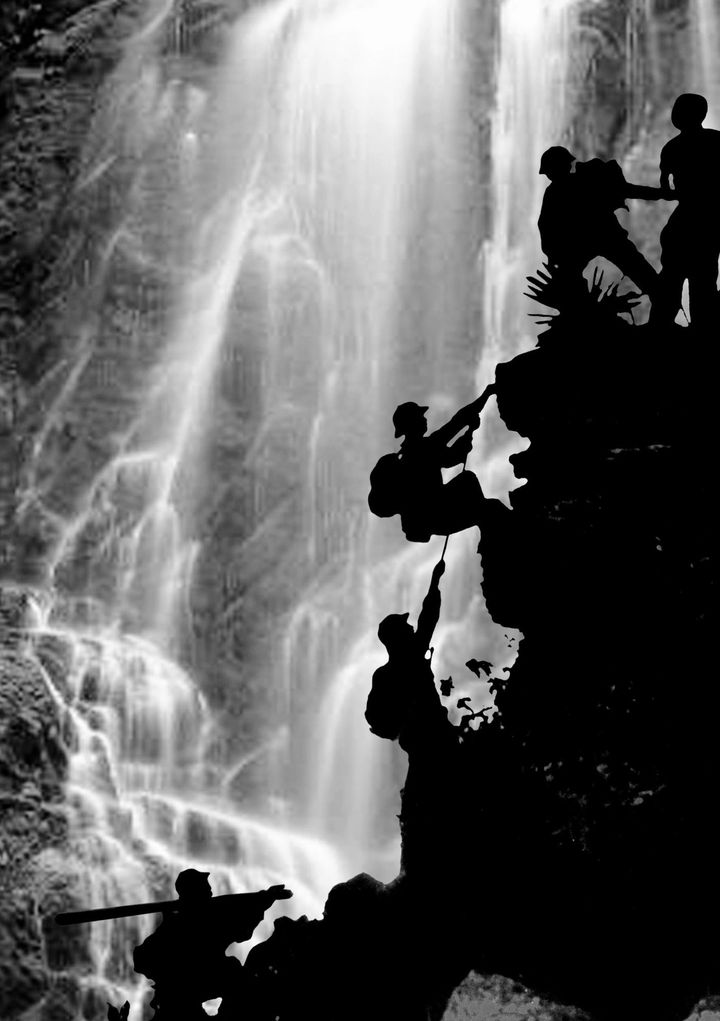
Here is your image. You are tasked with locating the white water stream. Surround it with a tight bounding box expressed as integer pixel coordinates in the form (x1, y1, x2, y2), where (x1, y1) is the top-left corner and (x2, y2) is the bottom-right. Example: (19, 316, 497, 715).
(19, 0, 585, 1014)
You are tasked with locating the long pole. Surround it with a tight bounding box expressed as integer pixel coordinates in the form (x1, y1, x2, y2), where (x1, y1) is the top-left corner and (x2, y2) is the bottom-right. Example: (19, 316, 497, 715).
(55, 889, 280, 926)
(55, 898, 182, 926)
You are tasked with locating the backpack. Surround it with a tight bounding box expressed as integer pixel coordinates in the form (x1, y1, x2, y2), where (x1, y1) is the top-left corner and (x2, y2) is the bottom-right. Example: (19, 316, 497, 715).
(368, 452, 404, 518)
(365, 664, 405, 739)
(574, 157, 628, 213)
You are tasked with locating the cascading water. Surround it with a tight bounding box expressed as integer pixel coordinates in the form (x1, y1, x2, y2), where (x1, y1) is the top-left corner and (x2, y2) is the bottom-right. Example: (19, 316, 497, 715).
(693, 0, 720, 128)
(483, 0, 579, 369)
(18, 0, 492, 1013)
(270, 0, 584, 871)
(14, 0, 591, 1014)
(471, 0, 580, 502)
(402, 0, 585, 741)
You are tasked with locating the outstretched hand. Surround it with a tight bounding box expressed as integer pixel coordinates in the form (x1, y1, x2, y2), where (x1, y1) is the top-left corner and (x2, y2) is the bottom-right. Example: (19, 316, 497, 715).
(432, 559, 446, 582)
(267, 884, 294, 900)
(472, 383, 496, 412)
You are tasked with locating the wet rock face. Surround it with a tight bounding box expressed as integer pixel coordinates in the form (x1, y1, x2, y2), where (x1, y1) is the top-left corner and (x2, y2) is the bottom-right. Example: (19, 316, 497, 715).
(1, 5, 155, 1000)
(0, 601, 147, 1021)
(0, 0, 306, 764)
(0, 607, 66, 798)
(571, 0, 692, 158)
(1, 0, 238, 585)
(0, 614, 69, 1020)
(442, 973, 591, 1021)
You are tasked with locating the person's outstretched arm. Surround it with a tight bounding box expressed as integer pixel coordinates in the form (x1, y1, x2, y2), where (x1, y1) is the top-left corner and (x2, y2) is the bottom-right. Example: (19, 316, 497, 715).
(625, 182, 669, 201)
(416, 559, 445, 653)
(441, 430, 474, 468)
(469, 383, 496, 414)
(432, 384, 496, 447)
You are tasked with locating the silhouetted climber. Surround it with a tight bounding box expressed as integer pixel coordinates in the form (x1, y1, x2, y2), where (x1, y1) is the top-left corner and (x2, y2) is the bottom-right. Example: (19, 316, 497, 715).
(130, 870, 292, 1020)
(106, 1002, 129, 1021)
(54, 873, 293, 1017)
(538, 145, 664, 298)
(365, 559, 451, 752)
(651, 93, 720, 328)
(368, 385, 495, 543)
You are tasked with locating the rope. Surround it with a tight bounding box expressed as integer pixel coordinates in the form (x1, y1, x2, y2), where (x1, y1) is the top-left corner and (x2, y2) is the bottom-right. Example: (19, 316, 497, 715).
(440, 533, 450, 561)
(437, 444, 472, 567)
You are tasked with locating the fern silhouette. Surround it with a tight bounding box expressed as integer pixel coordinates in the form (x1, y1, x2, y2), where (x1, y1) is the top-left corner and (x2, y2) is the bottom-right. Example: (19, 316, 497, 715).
(525, 263, 642, 327)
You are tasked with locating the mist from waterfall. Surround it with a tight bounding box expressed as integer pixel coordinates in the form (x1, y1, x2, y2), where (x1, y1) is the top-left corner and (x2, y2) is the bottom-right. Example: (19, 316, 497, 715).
(483, 0, 578, 368)
(17, 0, 591, 1015)
(693, 0, 720, 127)
(23, 0, 473, 1011)
(468, 0, 579, 509)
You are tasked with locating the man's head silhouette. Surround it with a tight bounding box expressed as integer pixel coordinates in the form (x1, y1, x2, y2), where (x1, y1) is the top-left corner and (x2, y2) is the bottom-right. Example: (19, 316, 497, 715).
(671, 93, 708, 131)
(393, 402, 428, 439)
(377, 612, 412, 651)
(539, 146, 576, 179)
(175, 869, 212, 904)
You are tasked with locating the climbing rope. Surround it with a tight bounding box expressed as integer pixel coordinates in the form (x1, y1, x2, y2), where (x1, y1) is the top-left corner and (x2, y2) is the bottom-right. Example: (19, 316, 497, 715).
(440, 533, 450, 562)
(436, 446, 472, 568)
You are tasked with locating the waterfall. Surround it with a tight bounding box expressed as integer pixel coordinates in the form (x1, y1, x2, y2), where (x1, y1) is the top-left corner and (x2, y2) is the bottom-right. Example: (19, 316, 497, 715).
(17, 0, 592, 1014)
(21, 0, 484, 1013)
(470, 0, 579, 512)
(483, 0, 578, 370)
(306, 0, 585, 862)
(383, 0, 584, 763)
(693, 0, 720, 128)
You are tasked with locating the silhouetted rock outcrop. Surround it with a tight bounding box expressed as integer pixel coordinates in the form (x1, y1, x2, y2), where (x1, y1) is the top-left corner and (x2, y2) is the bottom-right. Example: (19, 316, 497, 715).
(398, 315, 719, 1021)
(215, 311, 718, 1021)
(242, 872, 454, 1021)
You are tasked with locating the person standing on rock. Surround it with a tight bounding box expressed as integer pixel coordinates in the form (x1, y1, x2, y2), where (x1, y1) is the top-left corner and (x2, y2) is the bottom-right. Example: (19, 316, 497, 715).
(132, 869, 292, 1020)
(650, 93, 720, 328)
(368, 385, 495, 543)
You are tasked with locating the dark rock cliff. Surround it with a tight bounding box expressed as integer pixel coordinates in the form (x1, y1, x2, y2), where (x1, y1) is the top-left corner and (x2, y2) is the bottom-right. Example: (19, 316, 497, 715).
(1, 6, 150, 1016)
(221, 311, 718, 1021)
(398, 314, 718, 1021)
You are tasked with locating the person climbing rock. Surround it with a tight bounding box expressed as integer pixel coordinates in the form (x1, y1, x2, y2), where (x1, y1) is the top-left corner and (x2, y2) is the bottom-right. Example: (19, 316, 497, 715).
(368, 385, 495, 543)
(538, 145, 664, 298)
(365, 559, 452, 753)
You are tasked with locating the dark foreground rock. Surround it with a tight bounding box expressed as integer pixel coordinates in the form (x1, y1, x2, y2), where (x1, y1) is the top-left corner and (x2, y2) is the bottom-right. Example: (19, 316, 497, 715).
(412, 316, 718, 1021)
(212, 314, 717, 1021)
